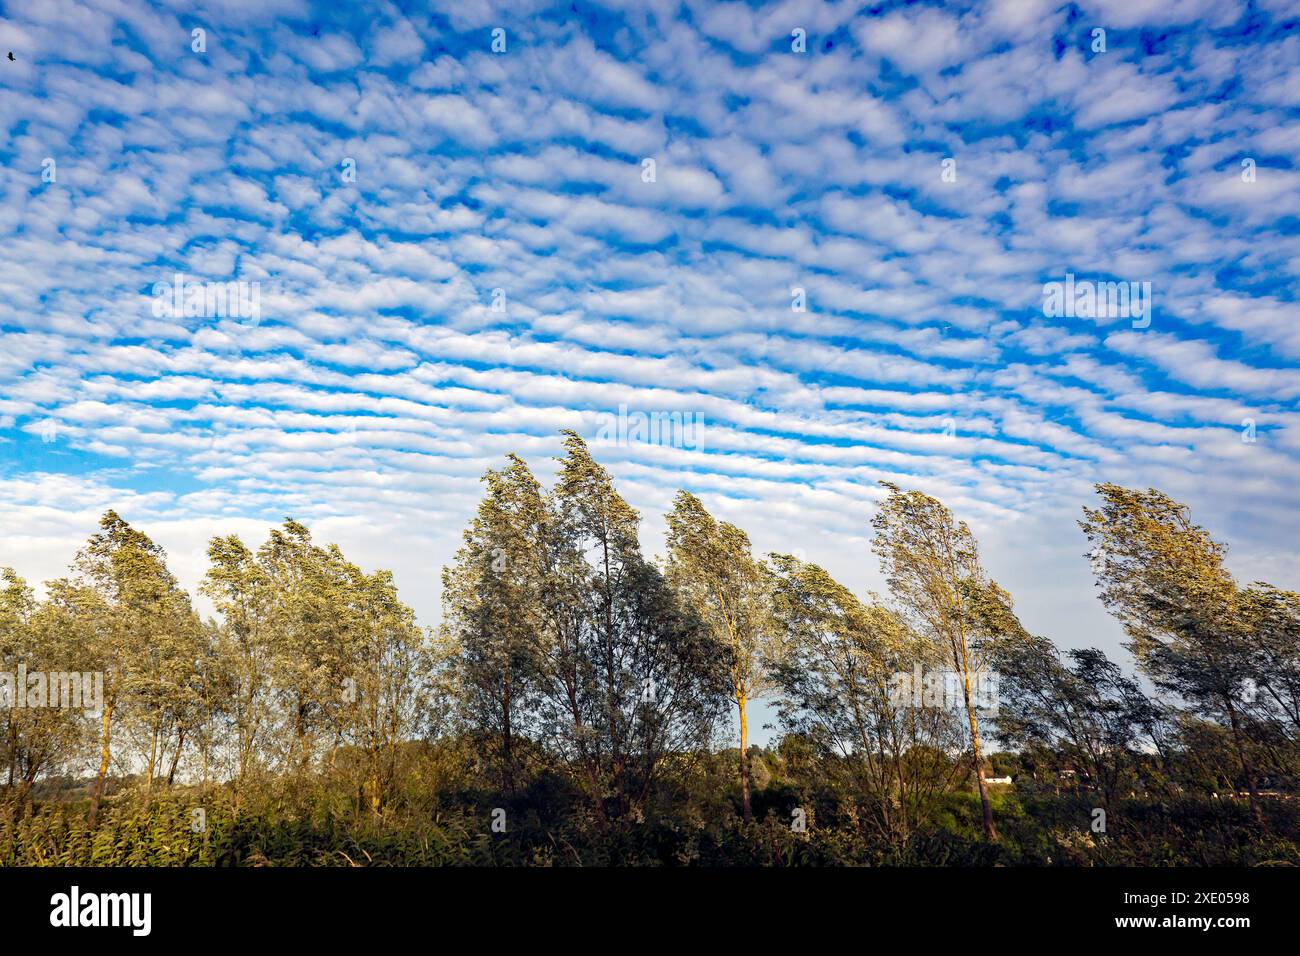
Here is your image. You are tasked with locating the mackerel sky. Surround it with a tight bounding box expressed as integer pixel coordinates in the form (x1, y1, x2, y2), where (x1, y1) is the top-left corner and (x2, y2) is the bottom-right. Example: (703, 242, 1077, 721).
(2, 0, 1299, 697)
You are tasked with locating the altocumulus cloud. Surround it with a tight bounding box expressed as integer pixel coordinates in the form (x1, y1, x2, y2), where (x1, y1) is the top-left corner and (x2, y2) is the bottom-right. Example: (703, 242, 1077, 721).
(1, 0, 1299, 700)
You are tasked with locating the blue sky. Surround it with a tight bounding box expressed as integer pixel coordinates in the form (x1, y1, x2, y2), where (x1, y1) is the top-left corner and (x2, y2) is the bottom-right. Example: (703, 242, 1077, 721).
(1, 0, 1299, 743)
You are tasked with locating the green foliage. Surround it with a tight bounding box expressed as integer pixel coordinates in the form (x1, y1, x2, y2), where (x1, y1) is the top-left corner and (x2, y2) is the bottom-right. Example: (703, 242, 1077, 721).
(4, 458, 1300, 866)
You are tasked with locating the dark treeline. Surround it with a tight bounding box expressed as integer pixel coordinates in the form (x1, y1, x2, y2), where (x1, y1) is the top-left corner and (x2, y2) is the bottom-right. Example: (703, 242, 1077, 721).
(3, 430, 1300, 865)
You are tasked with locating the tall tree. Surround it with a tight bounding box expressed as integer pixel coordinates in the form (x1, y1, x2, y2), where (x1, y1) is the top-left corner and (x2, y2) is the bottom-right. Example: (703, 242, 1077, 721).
(991, 634, 1159, 807)
(665, 490, 775, 822)
(207, 520, 436, 807)
(870, 482, 999, 841)
(441, 455, 546, 791)
(259, 522, 360, 787)
(342, 567, 434, 817)
(69, 511, 200, 824)
(202, 534, 274, 787)
(537, 432, 726, 818)
(0, 569, 88, 817)
(769, 554, 961, 848)
(1080, 484, 1263, 819)
(1240, 584, 1300, 743)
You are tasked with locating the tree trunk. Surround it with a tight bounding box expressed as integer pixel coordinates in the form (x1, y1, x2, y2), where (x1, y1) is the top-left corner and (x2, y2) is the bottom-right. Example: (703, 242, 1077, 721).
(146, 725, 159, 797)
(369, 766, 382, 817)
(961, 676, 997, 842)
(1225, 698, 1263, 822)
(563, 672, 603, 820)
(167, 727, 186, 787)
(15, 777, 34, 820)
(88, 701, 114, 827)
(501, 683, 513, 792)
(738, 692, 752, 823)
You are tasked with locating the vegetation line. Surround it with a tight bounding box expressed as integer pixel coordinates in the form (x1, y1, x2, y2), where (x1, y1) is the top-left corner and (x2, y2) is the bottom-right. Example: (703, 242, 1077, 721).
(3, 432, 1298, 866)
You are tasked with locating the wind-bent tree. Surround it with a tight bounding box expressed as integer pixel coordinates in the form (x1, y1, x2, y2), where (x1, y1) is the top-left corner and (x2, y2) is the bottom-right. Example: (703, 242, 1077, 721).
(68, 511, 200, 824)
(1240, 584, 1300, 744)
(134, 594, 208, 795)
(260, 522, 362, 790)
(1080, 484, 1263, 819)
(539, 432, 727, 819)
(342, 567, 434, 816)
(179, 620, 230, 787)
(665, 490, 776, 822)
(970, 578, 1172, 803)
(769, 554, 961, 849)
(870, 482, 999, 841)
(441, 455, 546, 791)
(202, 534, 274, 788)
(0, 569, 88, 817)
(207, 521, 433, 810)
(991, 634, 1160, 807)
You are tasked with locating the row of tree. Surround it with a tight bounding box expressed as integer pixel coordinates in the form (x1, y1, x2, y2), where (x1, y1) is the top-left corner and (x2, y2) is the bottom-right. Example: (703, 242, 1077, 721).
(2, 514, 439, 823)
(4, 431, 1299, 853)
